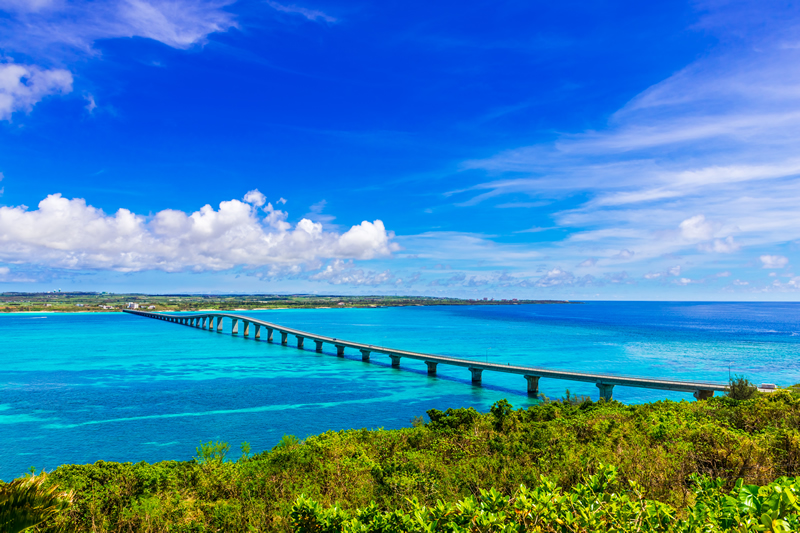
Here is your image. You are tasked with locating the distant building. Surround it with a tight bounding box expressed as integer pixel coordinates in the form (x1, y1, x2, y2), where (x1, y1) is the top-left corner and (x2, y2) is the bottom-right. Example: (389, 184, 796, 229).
(147, 305, 156, 309)
(338, 302, 345, 306)
(75, 303, 84, 307)
(126, 302, 139, 309)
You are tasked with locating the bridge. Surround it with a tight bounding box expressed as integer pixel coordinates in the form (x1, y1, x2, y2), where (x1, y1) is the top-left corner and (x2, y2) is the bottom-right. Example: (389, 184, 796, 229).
(124, 309, 730, 401)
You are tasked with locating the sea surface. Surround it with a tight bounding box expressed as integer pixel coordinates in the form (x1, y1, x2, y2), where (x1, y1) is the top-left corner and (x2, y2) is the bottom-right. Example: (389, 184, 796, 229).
(1, 301, 799, 481)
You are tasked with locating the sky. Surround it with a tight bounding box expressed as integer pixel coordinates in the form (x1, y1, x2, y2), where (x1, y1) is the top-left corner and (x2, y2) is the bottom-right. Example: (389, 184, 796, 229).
(0, 0, 799, 300)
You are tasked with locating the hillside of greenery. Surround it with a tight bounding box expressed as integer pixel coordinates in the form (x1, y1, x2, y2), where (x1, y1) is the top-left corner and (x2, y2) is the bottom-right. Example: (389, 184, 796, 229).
(8, 388, 800, 532)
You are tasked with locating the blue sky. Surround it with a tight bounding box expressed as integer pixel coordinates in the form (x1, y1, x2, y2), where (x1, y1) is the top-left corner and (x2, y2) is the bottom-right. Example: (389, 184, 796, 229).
(0, 0, 799, 299)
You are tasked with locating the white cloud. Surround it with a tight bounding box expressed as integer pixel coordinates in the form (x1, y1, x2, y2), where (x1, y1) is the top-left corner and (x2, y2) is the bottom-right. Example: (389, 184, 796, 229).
(309, 260, 394, 286)
(733, 279, 749, 286)
(84, 93, 96, 113)
(612, 249, 634, 260)
(644, 265, 681, 280)
(0, 193, 398, 272)
(266, 1, 336, 23)
(535, 268, 574, 287)
(0, 62, 73, 120)
(679, 214, 714, 241)
(699, 236, 740, 253)
(0, 0, 237, 54)
(449, 2, 800, 281)
(760, 254, 789, 269)
(577, 257, 597, 267)
(0, 0, 236, 116)
(243, 189, 266, 207)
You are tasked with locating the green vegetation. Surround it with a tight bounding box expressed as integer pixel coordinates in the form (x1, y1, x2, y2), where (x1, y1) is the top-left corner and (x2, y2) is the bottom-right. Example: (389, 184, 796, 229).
(0, 475, 73, 533)
(292, 467, 800, 532)
(0, 292, 569, 313)
(8, 388, 800, 532)
(728, 375, 760, 401)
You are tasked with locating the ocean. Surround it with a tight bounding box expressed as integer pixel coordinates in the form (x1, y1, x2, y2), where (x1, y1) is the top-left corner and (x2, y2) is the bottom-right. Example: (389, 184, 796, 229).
(1, 301, 799, 481)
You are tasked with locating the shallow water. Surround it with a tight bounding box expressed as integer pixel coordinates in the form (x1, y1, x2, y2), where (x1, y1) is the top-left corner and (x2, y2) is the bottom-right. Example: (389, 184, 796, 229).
(1, 301, 799, 481)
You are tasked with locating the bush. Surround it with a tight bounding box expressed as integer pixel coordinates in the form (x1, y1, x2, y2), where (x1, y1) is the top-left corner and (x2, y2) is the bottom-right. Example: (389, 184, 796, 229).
(30, 392, 800, 532)
(727, 375, 759, 400)
(292, 466, 800, 532)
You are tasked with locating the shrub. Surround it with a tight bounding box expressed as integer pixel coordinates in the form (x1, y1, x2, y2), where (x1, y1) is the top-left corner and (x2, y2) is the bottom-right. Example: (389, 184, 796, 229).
(728, 375, 759, 401)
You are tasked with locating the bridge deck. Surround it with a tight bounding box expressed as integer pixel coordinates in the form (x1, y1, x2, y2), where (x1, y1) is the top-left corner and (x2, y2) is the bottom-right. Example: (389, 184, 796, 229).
(125, 309, 730, 396)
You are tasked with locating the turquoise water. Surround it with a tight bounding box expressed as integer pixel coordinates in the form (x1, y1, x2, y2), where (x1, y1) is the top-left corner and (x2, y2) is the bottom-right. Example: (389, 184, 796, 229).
(1, 301, 799, 481)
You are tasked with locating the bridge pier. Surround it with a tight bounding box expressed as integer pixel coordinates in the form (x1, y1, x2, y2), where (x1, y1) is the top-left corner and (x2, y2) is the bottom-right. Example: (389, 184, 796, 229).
(281, 331, 288, 345)
(208, 316, 214, 330)
(267, 328, 273, 342)
(202, 317, 207, 329)
(390, 355, 401, 367)
(315, 340, 324, 353)
(597, 383, 614, 401)
(217, 317, 223, 332)
(360, 349, 371, 362)
(426, 361, 438, 375)
(297, 336, 305, 349)
(232, 319, 239, 335)
(524, 375, 540, 396)
(243, 321, 250, 337)
(469, 367, 483, 384)
(335, 344, 345, 357)
(254, 325, 261, 339)
(693, 389, 714, 401)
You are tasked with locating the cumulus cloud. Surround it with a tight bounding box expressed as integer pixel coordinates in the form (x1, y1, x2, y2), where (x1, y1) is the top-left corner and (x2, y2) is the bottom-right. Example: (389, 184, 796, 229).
(535, 268, 575, 287)
(760, 254, 789, 269)
(611, 249, 635, 260)
(309, 260, 394, 286)
(577, 257, 597, 267)
(644, 265, 682, 280)
(243, 189, 266, 207)
(699, 236, 740, 253)
(0, 62, 73, 120)
(679, 214, 714, 241)
(0, 192, 398, 272)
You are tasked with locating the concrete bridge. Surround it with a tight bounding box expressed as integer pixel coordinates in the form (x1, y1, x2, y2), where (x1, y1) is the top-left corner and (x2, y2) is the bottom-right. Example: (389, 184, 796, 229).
(124, 309, 730, 401)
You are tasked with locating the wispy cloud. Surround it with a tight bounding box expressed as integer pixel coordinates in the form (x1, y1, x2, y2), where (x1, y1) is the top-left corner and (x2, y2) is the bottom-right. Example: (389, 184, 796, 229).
(0, 0, 237, 55)
(266, 1, 336, 23)
(0, 0, 236, 117)
(447, 1, 800, 284)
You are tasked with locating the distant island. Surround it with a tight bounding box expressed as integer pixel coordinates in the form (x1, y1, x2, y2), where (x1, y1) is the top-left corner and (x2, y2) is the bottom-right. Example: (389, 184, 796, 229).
(0, 292, 575, 313)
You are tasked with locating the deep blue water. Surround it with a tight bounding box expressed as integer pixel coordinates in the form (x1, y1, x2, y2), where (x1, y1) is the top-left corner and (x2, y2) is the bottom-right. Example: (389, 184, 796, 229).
(2, 301, 799, 481)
